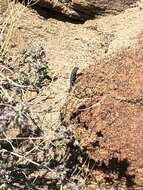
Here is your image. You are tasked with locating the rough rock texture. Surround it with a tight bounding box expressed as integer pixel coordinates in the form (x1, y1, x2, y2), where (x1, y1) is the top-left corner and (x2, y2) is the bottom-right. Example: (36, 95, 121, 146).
(61, 39, 143, 188)
(37, 0, 138, 20)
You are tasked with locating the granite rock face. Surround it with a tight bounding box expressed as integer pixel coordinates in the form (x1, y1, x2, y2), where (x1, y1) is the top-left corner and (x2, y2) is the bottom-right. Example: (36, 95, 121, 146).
(37, 0, 138, 20)
(61, 40, 143, 188)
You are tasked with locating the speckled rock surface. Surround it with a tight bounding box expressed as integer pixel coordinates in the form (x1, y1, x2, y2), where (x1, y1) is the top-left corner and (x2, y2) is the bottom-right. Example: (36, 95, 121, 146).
(61, 40, 143, 188)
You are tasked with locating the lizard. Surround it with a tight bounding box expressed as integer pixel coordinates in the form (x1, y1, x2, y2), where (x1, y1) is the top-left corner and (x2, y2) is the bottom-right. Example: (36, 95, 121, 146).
(69, 66, 79, 92)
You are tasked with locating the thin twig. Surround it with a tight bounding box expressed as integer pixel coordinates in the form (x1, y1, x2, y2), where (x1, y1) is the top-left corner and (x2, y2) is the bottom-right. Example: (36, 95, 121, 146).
(0, 73, 28, 88)
(1, 148, 62, 180)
